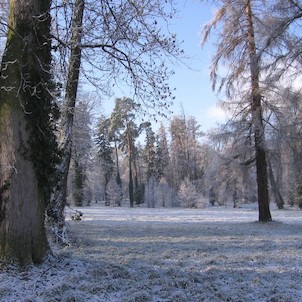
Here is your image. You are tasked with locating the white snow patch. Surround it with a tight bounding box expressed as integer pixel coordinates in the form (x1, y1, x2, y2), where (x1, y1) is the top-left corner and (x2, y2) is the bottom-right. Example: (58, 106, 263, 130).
(1, 204, 302, 302)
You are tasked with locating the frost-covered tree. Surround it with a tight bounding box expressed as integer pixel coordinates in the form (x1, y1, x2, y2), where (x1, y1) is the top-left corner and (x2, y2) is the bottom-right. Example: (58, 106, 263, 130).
(178, 178, 200, 208)
(110, 98, 141, 207)
(144, 123, 157, 180)
(48, 0, 85, 239)
(70, 100, 92, 206)
(206, 115, 257, 207)
(72, 161, 86, 207)
(144, 123, 157, 207)
(0, 0, 59, 264)
(266, 88, 302, 208)
(49, 0, 183, 233)
(155, 123, 171, 185)
(106, 177, 123, 207)
(259, 0, 302, 80)
(170, 115, 188, 189)
(95, 115, 115, 203)
(156, 178, 174, 207)
(169, 114, 204, 191)
(201, 0, 272, 221)
(145, 177, 156, 208)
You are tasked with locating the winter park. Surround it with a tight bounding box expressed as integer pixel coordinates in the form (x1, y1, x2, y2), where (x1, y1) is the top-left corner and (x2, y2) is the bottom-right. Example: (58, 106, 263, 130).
(1, 0, 302, 301)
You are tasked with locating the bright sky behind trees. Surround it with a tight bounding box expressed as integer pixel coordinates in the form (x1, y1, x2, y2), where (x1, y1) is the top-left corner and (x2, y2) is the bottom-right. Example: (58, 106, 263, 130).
(101, 0, 227, 131)
(169, 0, 227, 130)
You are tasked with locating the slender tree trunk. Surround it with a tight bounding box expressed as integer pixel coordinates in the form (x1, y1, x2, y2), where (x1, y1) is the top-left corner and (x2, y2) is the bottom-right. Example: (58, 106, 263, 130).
(48, 0, 85, 238)
(134, 155, 142, 205)
(292, 148, 302, 207)
(128, 146, 134, 207)
(0, 0, 53, 264)
(267, 158, 284, 209)
(129, 164, 134, 208)
(126, 125, 134, 207)
(245, 0, 272, 222)
(104, 173, 110, 205)
(114, 139, 123, 206)
(114, 139, 120, 178)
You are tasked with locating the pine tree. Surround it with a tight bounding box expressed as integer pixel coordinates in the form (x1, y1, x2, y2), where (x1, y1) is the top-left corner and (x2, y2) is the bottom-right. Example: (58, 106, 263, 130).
(96, 115, 115, 204)
(110, 98, 140, 207)
(155, 123, 171, 183)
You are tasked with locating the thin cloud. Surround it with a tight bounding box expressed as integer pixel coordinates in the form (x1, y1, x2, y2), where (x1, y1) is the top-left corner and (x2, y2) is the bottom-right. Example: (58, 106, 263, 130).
(207, 105, 227, 120)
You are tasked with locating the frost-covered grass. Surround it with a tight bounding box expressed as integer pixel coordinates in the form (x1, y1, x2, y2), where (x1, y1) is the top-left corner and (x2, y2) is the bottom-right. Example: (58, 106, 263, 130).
(1, 204, 302, 302)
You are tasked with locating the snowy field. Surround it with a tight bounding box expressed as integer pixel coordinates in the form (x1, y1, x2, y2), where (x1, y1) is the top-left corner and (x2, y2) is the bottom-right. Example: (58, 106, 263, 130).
(1, 204, 302, 302)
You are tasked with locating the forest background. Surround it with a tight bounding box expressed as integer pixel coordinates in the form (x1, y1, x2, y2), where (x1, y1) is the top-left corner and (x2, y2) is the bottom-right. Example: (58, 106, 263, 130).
(63, 0, 302, 216)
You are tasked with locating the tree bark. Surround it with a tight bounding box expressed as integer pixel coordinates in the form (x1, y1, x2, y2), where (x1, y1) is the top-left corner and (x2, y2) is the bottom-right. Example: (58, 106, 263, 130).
(0, 0, 53, 264)
(267, 159, 284, 209)
(48, 0, 85, 238)
(128, 132, 134, 208)
(245, 0, 272, 222)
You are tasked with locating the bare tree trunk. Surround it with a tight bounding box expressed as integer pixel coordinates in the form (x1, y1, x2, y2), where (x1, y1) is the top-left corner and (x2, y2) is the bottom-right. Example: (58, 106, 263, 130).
(114, 139, 121, 179)
(129, 164, 134, 208)
(114, 139, 123, 206)
(0, 0, 53, 264)
(128, 144, 134, 208)
(292, 148, 302, 208)
(245, 0, 272, 222)
(267, 159, 284, 209)
(48, 0, 85, 240)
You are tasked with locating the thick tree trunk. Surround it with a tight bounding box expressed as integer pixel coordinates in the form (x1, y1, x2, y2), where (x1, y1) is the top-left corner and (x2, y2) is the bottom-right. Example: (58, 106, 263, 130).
(47, 0, 85, 239)
(254, 125, 272, 221)
(245, 0, 272, 222)
(0, 0, 53, 264)
(0, 112, 48, 265)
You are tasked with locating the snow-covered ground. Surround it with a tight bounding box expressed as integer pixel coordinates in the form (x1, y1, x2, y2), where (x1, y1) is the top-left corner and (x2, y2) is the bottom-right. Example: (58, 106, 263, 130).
(1, 204, 302, 302)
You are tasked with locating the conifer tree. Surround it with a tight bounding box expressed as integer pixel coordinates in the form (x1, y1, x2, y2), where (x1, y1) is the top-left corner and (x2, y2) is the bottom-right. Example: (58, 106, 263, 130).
(202, 0, 272, 221)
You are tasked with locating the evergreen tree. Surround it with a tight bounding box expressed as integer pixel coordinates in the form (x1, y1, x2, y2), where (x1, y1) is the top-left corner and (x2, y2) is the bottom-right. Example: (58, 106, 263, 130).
(110, 98, 140, 207)
(144, 123, 157, 180)
(106, 177, 123, 207)
(143, 123, 157, 207)
(72, 160, 86, 207)
(155, 123, 171, 183)
(70, 100, 92, 206)
(96, 115, 115, 203)
(169, 115, 189, 189)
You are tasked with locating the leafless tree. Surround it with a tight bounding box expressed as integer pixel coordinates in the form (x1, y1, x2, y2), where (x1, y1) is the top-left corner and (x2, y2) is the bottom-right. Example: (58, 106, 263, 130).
(48, 0, 184, 235)
(201, 0, 273, 221)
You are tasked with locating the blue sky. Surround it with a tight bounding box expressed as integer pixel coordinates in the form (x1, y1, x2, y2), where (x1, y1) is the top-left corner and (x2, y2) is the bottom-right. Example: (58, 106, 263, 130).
(101, 1, 227, 131)
(167, 0, 226, 131)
